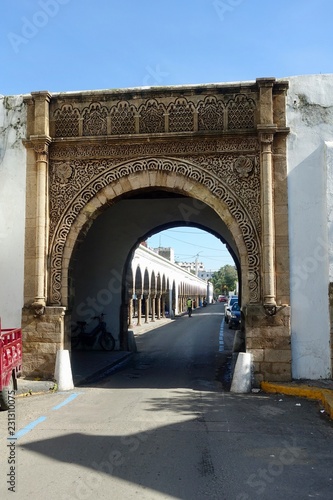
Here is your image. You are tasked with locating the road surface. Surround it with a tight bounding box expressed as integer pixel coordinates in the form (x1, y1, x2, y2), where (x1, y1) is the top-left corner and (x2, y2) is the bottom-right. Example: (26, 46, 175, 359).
(1, 303, 332, 499)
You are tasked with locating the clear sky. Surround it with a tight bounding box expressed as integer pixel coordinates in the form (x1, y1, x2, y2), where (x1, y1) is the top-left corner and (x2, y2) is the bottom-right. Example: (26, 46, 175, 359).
(1, 0, 332, 270)
(146, 227, 235, 271)
(1, 0, 332, 96)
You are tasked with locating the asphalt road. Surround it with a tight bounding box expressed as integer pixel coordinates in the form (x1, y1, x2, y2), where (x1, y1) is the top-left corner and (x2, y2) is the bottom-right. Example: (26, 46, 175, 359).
(1, 303, 333, 499)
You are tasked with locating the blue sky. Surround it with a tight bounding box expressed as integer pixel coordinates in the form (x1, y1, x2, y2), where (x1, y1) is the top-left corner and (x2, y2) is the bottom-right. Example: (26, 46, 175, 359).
(1, 0, 332, 270)
(146, 228, 234, 270)
(1, 0, 332, 95)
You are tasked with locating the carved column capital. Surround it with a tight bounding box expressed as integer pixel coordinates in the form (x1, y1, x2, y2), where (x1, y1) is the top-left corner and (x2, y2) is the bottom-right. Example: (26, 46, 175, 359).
(24, 135, 52, 163)
(30, 135, 52, 154)
(259, 132, 274, 145)
(257, 125, 276, 145)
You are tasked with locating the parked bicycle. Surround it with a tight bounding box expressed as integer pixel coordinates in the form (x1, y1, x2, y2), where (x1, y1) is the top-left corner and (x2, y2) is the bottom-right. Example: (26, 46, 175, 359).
(71, 314, 115, 351)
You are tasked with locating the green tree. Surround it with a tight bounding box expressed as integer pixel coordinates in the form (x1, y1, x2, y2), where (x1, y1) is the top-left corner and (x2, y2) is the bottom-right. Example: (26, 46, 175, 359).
(211, 265, 238, 297)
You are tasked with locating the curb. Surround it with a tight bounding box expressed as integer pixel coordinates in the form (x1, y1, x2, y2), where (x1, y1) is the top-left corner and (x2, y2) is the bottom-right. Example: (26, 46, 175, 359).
(261, 382, 333, 420)
(15, 352, 135, 397)
(74, 352, 134, 386)
(16, 380, 57, 397)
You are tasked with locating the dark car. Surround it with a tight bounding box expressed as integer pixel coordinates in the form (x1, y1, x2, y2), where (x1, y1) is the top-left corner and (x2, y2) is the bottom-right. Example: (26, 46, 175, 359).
(224, 296, 238, 323)
(228, 302, 241, 329)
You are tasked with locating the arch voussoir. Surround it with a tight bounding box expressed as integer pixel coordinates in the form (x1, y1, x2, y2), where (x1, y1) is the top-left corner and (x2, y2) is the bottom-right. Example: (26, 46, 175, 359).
(49, 157, 260, 309)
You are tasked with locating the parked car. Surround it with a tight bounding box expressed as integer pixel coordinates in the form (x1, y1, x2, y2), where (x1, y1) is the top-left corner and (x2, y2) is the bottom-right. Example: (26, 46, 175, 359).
(224, 296, 238, 323)
(218, 295, 228, 303)
(228, 302, 241, 329)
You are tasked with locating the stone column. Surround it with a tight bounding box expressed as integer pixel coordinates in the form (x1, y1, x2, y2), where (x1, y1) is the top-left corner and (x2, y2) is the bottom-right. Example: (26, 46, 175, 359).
(257, 79, 277, 312)
(161, 294, 166, 318)
(21, 92, 68, 378)
(24, 91, 52, 315)
(151, 295, 156, 322)
(128, 296, 134, 328)
(259, 131, 276, 311)
(156, 294, 161, 320)
(144, 294, 150, 323)
(31, 138, 51, 313)
(137, 296, 142, 326)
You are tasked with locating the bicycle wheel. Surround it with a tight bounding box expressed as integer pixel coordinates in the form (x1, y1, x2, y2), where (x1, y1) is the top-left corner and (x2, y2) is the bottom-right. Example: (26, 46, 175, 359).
(100, 332, 115, 351)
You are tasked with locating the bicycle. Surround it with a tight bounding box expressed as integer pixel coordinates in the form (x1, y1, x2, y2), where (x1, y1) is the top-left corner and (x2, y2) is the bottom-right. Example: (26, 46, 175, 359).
(71, 314, 115, 351)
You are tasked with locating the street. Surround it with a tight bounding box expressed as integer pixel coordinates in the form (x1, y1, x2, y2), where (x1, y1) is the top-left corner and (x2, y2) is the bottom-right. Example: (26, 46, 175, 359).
(1, 303, 333, 499)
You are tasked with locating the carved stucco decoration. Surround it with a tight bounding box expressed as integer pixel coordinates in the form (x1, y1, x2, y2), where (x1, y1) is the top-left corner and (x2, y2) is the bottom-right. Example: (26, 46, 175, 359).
(49, 136, 259, 161)
(233, 156, 254, 178)
(49, 142, 261, 306)
(52, 93, 256, 137)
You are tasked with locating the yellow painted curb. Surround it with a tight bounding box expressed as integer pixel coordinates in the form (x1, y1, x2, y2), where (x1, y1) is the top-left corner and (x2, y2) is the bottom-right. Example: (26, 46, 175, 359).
(261, 382, 333, 420)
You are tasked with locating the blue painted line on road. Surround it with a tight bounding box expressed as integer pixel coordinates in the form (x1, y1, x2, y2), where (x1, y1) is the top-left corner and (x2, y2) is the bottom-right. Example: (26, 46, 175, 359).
(219, 319, 225, 352)
(10, 416, 47, 440)
(52, 392, 81, 411)
(7, 393, 82, 442)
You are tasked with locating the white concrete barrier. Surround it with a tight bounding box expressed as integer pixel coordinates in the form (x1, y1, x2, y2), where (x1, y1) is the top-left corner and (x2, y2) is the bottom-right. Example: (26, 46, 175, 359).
(54, 349, 74, 391)
(230, 352, 253, 393)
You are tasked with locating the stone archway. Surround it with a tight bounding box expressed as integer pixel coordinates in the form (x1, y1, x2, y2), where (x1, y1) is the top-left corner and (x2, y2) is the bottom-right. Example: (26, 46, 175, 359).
(22, 78, 291, 382)
(51, 158, 255, 307)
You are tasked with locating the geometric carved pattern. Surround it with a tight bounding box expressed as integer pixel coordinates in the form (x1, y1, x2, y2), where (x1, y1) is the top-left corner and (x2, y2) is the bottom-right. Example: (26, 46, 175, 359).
(82, 102, 107, 136)
(49, 91, 263, 306)
(227, 94, 256, 130)
(198, 96, 225, 131)
(49, 137, 259, 161)
(139, 99, 165, 134)
(49, 156, 261, 306)
(54, 104, 80, 137)
(168, 98, 194, 132)
(53, 93, 257, 136)
(110, 101, 136, 135)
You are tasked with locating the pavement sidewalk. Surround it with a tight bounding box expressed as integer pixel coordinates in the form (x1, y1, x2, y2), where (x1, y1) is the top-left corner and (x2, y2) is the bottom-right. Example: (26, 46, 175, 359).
(16, 316, 174, 397)
(261, 380, 333, 420)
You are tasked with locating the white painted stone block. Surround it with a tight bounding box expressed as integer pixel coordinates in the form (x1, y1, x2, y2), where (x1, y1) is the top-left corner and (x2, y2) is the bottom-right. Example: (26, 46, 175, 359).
(54, 349, 74, 391)
(230, 352, 253, 393)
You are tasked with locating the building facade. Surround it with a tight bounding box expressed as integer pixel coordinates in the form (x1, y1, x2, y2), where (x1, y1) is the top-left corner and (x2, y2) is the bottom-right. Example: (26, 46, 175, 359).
(0, 74, 332, 381)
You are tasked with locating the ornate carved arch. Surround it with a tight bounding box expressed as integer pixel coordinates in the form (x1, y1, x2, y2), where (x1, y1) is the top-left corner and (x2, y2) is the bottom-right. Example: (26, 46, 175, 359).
(48, 156, 261, 306)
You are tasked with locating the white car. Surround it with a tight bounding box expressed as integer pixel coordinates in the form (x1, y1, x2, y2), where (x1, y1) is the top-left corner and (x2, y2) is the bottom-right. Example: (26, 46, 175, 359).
(224, 296, 238, 323)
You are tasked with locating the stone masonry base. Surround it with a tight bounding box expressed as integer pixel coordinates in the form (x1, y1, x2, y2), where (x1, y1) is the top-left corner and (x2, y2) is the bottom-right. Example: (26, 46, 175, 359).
(21, 306, 66, 379)
(245, 304, 291, 385)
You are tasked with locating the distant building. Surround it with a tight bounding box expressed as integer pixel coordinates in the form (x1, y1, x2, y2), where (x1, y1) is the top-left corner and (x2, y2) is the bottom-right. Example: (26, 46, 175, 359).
(150, 247, 175, 263)
(198, 270, 215, 280)
(176, 261, 205, 275)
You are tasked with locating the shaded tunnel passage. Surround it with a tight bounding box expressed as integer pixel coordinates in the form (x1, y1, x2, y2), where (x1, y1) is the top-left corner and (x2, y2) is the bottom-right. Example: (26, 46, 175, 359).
(69, 192, 240, 348)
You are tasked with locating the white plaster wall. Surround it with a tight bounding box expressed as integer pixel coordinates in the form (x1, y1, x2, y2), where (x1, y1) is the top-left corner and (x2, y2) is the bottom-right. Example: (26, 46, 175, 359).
(0, 96, 26, 328)
(286, 74, 333, 379)
(326, 141, 333, 279)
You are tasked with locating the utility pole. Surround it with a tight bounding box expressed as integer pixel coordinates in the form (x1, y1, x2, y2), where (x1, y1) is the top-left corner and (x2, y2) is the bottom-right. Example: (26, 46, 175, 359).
(194, 252, 202, 276)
